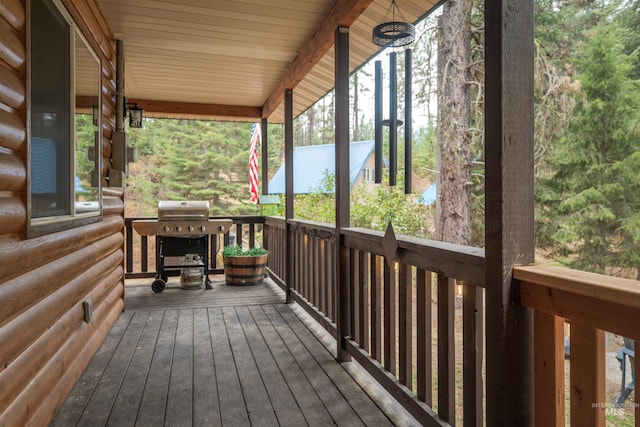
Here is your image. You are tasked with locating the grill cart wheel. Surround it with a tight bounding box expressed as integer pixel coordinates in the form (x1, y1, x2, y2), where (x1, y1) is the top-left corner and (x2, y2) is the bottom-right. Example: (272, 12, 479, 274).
(151, 279, 166, 293)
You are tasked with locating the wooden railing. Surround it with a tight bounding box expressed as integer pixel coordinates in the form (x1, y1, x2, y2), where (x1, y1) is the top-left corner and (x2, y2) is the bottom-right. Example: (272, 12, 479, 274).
(263, 217, 486, 426)
(516, 265, 640, 427)
(124, 216, 264, 279)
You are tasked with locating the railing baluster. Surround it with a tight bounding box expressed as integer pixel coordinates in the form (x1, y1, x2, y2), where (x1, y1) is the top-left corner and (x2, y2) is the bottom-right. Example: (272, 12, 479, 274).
(307, 235, 312, 304)
(300, 231, 313, 305)
(437, 274, 455, 424)
(358, 250, 368, 353)
(384, 260, 396, 375)
(350, 248, 357, 343)
(249, 223, 255, 248)
(312, 235, 317, 306)
(416, 268, 432, 405)
(125, 220, 133, 273)
(371, 254, 382, 362)
(330, 240, 336, 320)
(235, 224, 242, 247)
(325, 239, 331, 318)
(317, 239, 327, 315)
(533, 310, 564, 427)
(463, 283, 484, 427)
(570, 323, 606, 427)
(309, 234, 315, 305)
(140, 235, 148, 272)
(399, 263, 412, 387)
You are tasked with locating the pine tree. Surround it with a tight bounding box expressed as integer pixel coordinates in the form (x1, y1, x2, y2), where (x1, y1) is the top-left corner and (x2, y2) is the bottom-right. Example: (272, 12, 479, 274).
(537, 22, 640, 276)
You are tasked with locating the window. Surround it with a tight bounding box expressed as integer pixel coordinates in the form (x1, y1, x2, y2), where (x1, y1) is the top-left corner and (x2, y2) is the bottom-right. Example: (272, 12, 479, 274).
(362, 167, 375, 183)
(29, 0, 101, 236)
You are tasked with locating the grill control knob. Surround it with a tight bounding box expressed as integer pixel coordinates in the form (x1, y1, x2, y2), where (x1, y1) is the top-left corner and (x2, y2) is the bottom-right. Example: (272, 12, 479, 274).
(162, 226, 170, 233)
(187, 225, 194, 232)
(199, 225, 206, 232)
(175, 225, 182, 232)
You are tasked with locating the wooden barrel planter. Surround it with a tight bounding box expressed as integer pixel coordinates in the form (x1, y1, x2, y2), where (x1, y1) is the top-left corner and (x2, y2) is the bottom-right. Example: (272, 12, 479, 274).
(223, 254, 268, 286)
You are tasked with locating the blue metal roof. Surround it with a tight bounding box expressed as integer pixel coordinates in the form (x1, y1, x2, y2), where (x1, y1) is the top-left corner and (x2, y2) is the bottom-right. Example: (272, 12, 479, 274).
(416, 183, 437, 205)
(268, 140, 375, 194)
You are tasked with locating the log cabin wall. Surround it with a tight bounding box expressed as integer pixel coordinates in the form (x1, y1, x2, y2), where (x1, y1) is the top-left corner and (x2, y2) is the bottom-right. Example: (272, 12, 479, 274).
(0, 0, 124, 425)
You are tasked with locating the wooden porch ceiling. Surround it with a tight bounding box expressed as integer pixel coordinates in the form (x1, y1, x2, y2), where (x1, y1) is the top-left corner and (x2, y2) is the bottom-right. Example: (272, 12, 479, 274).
(95, 0, 439, 123)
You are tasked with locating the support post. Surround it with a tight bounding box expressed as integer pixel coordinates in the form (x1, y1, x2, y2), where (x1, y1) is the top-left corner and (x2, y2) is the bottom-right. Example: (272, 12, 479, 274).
(485, 0, 535, 425)
(335, 26, 351, 362)
(261, 117, 268, 195)
(284, 89, 294, 304)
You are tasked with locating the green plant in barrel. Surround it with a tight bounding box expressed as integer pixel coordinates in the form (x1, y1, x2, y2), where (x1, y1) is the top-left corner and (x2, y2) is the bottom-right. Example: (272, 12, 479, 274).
(222, 245, 269, 286)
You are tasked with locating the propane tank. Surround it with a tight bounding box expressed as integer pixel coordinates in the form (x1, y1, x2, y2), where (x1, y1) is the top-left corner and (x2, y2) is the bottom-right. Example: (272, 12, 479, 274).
(180, 254, 204, 289)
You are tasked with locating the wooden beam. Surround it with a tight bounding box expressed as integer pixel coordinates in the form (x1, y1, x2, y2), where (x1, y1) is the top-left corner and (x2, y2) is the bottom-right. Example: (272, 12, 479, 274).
(484, 0, 535, 425)
(261, 0, 373, 118)
(335, 26, 351, 362)
(515, 264, 640, 309)
(127, 99, 262, 120)
(261, 118, 268, 195)
(520, 281, 640, 339)
(284, 89, 293, 304)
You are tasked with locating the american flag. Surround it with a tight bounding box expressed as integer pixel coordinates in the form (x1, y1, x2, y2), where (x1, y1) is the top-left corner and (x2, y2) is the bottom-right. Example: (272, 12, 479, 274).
(249, 123, 260, 204)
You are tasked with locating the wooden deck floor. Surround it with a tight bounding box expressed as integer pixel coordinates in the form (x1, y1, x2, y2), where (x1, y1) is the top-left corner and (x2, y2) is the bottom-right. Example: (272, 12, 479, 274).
(51, 277, 405, 426)
(124, 275, 286, 311)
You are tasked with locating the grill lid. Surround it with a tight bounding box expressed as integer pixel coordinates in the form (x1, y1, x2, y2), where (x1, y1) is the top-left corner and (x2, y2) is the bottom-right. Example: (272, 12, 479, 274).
(158, 200, 209, 221)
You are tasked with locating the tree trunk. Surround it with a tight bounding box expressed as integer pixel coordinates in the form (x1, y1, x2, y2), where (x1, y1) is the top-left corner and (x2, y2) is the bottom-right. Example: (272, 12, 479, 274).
(436, 0, 473, 245)
(307, 106, 316, 146)
(352, 73, 360, 141)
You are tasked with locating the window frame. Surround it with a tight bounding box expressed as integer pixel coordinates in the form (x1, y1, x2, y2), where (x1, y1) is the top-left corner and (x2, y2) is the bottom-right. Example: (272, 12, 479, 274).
(27, 0, 103, 238)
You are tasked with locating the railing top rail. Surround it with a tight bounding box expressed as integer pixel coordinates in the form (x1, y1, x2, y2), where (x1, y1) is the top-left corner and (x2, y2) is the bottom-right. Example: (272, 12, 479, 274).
(515, 264, 640, 310)
(264, 216, 286, 228)
(289, 218, 336, 234)
(343, 227, 486, 286)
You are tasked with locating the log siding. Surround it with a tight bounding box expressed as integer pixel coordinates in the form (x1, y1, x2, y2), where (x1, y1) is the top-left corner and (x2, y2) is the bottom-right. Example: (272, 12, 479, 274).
(0, 0, 123, 425)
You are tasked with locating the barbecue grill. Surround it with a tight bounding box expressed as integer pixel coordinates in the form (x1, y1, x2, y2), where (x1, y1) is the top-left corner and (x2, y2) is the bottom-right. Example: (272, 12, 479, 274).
(132, 201, 232, 293)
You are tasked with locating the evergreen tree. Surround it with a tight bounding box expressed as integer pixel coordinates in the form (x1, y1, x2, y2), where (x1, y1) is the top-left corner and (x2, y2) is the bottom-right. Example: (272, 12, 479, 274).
(537, 22, 640, 275)
(616, 0, 640, 79)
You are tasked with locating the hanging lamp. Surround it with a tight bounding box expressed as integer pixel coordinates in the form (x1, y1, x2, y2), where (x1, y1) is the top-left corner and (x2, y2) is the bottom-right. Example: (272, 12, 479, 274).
(372, 0, 415, 48)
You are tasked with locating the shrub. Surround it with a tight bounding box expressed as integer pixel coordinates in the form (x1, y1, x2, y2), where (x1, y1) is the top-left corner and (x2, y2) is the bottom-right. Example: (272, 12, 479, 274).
(222, 245, 268, 257)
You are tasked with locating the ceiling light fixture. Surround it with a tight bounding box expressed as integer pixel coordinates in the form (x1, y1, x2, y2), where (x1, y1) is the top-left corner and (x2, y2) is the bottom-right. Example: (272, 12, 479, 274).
(372, 0, 415, 48)
(124, 99, 144, 128)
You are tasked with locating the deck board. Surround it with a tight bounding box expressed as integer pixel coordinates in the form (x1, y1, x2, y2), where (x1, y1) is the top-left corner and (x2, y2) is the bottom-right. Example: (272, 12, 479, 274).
(223, 306, 280, 426)
(260, 304, 365, 426)
(209, 307, 251, 426)
(77, 311, 148, 426)
(107, 311, 161, 427)
(136, 310, 178, 426)
(192, 308, 221, 426)
(245, 305, 335, 426)
(274, 304, 394, 426)
(51, 279, 403, 426)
